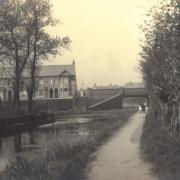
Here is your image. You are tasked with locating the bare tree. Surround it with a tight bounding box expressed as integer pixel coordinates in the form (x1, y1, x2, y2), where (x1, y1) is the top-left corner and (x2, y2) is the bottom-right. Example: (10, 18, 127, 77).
(0, 0, 70, 112)
(0, 0, 33, 111)
(24, 0, 70, 113)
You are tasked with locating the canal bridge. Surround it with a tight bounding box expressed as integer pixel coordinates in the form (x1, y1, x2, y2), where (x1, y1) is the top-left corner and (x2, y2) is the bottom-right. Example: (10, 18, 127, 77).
(88, 87, 150, 110)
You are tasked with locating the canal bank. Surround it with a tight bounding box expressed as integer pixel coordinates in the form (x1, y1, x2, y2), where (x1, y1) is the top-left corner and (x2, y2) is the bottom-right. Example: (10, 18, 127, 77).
(141, 109, 180, 180)
(0, 107, 136, 180)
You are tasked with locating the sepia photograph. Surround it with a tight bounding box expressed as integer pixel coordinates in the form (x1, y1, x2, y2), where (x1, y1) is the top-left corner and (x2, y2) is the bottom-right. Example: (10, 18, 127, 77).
(0, 0, 180, 179)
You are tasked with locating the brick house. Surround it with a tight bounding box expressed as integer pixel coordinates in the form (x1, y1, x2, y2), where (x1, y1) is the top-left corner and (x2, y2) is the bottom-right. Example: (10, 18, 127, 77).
(0, 61, 77, 101)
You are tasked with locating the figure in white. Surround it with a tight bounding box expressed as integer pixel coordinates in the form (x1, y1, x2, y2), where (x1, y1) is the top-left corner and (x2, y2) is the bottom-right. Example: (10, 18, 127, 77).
(138, 105, 142, 113)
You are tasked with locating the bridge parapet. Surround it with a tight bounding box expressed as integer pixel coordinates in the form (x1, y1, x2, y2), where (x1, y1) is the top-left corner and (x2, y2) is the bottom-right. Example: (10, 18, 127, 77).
(123, 88, 148, 97)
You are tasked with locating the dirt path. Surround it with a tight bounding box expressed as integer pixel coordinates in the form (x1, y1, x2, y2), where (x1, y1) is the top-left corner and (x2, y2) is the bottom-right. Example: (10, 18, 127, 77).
(87, 112, 157, 180)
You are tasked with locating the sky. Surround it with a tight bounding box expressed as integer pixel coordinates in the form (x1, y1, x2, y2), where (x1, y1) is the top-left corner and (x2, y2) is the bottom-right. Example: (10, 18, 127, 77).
(46, 0, 159, 88)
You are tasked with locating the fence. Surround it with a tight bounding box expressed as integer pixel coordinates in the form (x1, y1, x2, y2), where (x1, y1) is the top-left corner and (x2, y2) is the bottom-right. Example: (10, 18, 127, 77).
(1, 98, 74, 113)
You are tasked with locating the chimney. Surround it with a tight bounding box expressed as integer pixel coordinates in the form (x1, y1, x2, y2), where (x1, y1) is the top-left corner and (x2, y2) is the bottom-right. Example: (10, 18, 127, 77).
(72, 59, 75, 65)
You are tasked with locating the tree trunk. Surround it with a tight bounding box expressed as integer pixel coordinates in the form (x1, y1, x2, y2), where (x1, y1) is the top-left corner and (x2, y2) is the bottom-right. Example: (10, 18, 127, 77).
(28, 86, 34, 113)
(13, 77, 21, 112)
(28, 65, 36, 113)
(28, 17, 38, 113)
(28, 39, 37, 113)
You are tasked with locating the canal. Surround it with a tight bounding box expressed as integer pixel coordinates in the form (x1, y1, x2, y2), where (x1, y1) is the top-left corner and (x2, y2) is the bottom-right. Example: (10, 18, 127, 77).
(0, 117, 92, 171)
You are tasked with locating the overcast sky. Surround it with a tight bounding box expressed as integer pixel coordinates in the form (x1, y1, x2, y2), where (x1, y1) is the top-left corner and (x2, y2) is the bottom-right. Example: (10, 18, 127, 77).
(46, 0, 158, 88)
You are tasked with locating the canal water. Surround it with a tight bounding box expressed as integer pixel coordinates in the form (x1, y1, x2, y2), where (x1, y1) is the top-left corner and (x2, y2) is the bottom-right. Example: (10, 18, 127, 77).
(0, 117, 92, 171)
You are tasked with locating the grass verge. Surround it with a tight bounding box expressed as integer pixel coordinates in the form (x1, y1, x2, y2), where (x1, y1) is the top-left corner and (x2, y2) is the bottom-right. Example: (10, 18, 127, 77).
(0, 107, 137, 180)
(141, 108, 180, 180)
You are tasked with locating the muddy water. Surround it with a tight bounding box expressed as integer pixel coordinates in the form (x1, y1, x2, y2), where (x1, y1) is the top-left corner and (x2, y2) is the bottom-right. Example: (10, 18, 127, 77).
(0, 117, 91, 171)
(87, 113, 157, 180)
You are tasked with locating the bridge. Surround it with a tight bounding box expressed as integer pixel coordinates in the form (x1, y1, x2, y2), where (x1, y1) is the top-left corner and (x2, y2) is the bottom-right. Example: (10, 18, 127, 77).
(87, 87, 150, 110)
(123, 88, 148, 97)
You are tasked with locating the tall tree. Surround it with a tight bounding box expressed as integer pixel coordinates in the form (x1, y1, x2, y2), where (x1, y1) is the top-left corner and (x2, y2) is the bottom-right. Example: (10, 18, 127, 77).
(0, 0, 33, 111)
(24, 0, 70, 112)
(0, 0, 70, 112)
(140, 0, 180, 137)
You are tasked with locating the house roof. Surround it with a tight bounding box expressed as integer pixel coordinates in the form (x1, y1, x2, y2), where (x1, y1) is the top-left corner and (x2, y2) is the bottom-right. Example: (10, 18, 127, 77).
(39, 65, 75, 77)
(0, 64, 76, 78)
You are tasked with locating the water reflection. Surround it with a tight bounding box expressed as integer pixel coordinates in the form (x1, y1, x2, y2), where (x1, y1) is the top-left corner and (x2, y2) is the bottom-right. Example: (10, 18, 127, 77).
(14, 134, 21, 153)
(0, 117, 91, 171)
(29, 131, 35, 145)
(0, 138, 2, 153)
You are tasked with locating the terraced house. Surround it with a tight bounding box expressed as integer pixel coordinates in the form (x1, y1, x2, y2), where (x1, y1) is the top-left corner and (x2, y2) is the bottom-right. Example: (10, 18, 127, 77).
(0, 61, 77, 101)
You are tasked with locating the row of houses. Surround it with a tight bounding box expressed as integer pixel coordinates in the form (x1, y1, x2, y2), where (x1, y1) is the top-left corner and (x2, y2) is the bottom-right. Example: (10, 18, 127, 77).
(0, 61, 77, 102)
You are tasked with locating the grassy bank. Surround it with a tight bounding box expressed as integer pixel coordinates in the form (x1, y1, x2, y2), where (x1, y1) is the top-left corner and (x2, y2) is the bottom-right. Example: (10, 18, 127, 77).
(0, 107, 136, 180)
(141, 109, 180, 180)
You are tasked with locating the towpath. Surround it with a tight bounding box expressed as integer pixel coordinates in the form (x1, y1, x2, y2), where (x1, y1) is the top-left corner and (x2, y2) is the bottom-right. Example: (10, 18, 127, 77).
(87, 112, 157, 180)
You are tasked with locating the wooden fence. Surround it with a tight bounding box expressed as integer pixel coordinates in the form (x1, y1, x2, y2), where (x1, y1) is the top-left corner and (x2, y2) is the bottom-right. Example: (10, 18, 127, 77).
(0, 98, 74, 113)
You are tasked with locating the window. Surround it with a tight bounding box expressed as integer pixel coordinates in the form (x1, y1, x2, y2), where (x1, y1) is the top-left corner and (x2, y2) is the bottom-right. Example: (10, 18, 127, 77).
(20, 90, 27, 98)
(49, 88, 54, 98)
(39, 79, 43, 85)
(44, 87, 48, 98)
(63, 77, 69, 84)
(8, 90, 13, 101)
(8, 80, 11, 86)
(63, 88, 69, 95)
(38, 89, 45, 97)
(44, 78, 49, 84)
(55, 79, 58, 85)
(54, 88, 58, 98)
(49, 79, 53, 85)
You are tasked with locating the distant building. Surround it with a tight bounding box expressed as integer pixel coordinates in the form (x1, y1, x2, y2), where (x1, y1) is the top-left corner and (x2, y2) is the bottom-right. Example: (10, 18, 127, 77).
(0, 61, 77, 101)
(93, 83, 121, 89)
(124, 82, 145, 88)
(86, 84, 123, 100)
(85, 82, 145, 101)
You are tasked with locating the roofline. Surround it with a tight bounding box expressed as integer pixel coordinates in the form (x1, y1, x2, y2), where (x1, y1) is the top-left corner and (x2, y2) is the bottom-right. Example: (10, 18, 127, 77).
(0, 64, 76, 79)
(0, 74, 76, 79)
(89, 88, 123, 90)
(41, 64, 74, 66)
